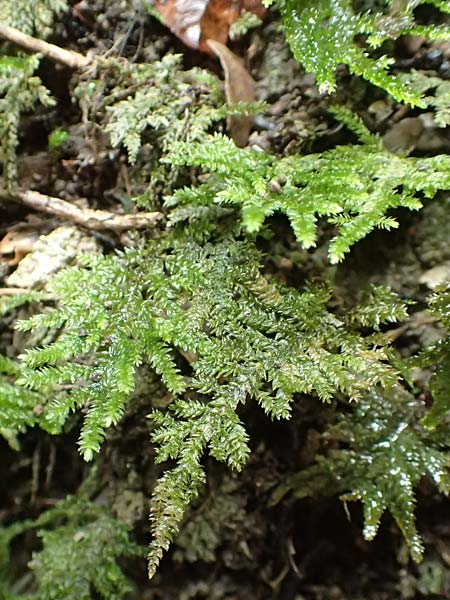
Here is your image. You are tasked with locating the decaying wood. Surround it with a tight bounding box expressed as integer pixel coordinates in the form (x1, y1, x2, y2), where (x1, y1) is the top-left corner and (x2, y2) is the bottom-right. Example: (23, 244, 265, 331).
(0, 189, 163, 232)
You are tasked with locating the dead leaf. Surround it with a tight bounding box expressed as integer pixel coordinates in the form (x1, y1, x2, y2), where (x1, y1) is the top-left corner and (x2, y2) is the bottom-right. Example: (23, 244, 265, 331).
(0, 228, 41, 266)
(153, 0, 265, 52)
(207, 39, 255, 146)
(152, 1, 262, 145)
(207, 40, 255, 148)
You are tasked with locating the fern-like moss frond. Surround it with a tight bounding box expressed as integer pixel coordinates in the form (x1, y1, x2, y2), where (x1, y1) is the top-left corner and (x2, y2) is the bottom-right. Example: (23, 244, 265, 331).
(0, 292, 47, 317)
(18, 248, 184, 459)
(16, 229, 406, 574)
(0, 0, 66, 37)
(273, 386, 450, 562)
(104, 55, 226, 164)
(167, 108, 450, 262)
(401, 69, 450, 127)
(0, 354, 43, 448)
(104, 54, 264, 179)
(271, 0, 450, 102)
(414, 285, 450, 429)
(0, 55, 55, 185)
(347, 284, 411, 329)
(30, 505, 142, 599)
(0, 496, 142, 599)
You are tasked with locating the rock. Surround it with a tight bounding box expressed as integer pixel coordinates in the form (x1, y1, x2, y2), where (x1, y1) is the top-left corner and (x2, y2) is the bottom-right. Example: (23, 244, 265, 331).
(419, 262, 450, 289)
(6, 226, 101, 289)
(383, 113, 450, 154)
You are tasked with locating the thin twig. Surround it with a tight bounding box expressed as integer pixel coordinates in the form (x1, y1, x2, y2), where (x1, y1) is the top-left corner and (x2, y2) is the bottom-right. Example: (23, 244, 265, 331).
(0, 23, 91, 69)
(0, 287, 35, 295)
(0, 189, 164, 232)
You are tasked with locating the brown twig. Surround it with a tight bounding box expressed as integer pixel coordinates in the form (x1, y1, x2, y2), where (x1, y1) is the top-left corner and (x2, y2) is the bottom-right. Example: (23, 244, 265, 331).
(0, 23, 91, 69)
(0, 287, 35, 295)
(0, 189, 164, 232)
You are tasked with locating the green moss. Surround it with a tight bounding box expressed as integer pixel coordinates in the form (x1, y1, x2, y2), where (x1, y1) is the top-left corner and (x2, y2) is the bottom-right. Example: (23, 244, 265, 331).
(167, 107, 450, 263)
(0, 55, 54, 186)
(272, 385, 450, 562)
(0, 497, 143, 599)
(268, 0, 450, 102)
(2, 0, 450, 584)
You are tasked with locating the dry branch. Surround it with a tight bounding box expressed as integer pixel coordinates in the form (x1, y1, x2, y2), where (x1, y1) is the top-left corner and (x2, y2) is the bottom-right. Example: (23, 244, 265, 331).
(0, 189, 164, 232)
(0, 287, 34, 296)
(0, 23, 91, 69)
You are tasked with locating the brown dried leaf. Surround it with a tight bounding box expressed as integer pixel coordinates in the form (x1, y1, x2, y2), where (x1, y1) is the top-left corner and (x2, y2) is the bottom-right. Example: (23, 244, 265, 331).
(207, 39, 255, 146)
(153, 0, 265, 52)
(0, 228, 40, 265)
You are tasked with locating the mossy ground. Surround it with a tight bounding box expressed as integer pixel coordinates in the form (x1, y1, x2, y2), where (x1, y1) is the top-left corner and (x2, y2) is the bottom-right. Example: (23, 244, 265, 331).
(2, 1, 450, 598)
